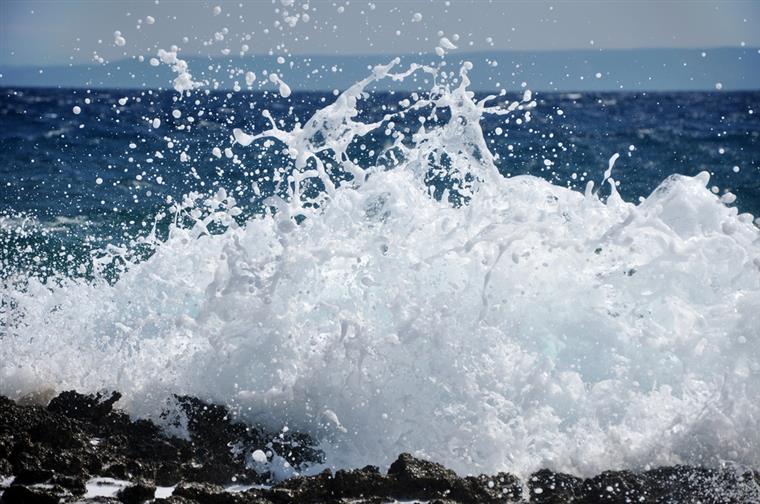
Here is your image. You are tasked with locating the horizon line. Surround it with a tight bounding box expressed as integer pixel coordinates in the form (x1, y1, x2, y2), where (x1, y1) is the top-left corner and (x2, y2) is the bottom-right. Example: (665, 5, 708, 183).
(1, 45, 758, 70)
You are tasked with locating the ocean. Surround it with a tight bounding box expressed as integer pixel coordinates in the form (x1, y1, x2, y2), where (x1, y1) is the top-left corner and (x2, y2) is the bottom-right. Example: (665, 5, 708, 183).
(2, 88, 758, 276)
(1, 77, 760, 478)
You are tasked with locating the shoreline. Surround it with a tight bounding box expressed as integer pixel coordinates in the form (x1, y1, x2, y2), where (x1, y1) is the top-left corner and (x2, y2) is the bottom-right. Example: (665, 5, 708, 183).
(1, 391, 758, 503)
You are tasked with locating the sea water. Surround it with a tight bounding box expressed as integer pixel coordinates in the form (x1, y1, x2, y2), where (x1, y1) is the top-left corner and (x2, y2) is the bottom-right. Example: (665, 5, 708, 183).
(1, 53, 760, 479)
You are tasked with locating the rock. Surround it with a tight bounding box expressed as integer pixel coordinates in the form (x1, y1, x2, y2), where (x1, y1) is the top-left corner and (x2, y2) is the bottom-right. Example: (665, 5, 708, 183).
(3, 392, 760, 504)
(172, 482, 256, 503)
(117, 481, 157, 504)
(173, 395, 322, 484)
(271, 454, 523, 503)
(48, 390, 122, 424)
(642, 465, 760, 504)
(386, 452, 460, 498)
(458, 473, 522, 502)
(0, 485, 60, 504)
(11, 468, 53, 485)
(581, 469, 646, 503)
(271, 466, 390, 502)
(155, 462, 183, 486)
(51, 474, 88, 495)
(528, 469, 583, 503)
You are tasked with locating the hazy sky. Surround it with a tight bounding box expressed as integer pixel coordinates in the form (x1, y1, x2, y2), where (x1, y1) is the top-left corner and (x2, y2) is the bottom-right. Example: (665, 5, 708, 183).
(1, 0, 759, 66)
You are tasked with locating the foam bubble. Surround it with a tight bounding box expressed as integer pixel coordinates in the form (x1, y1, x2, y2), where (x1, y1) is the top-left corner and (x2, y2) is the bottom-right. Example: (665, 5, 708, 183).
(268, 73, 291, 98)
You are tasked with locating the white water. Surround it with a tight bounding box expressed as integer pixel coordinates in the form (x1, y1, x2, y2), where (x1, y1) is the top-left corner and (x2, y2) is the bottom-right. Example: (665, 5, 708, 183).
(2, 59, 760, 479)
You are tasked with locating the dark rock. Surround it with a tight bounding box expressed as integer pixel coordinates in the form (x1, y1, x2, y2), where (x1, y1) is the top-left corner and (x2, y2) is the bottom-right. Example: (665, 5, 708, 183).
(51, 473, 88, 495)
(154, 498, 199, 504)
(48, 390, 122, 424)
(385, 452, 521, 502)
(528, 469, 583, 503)
(11, 468, 53, 485)
(0, 485, 60, 504)
(4, 392, 760, 504)
(269, 454, 523, 503)
(172, 395, 322, 485)
(117, 481, 157, 504)
(270, 466, 390, 502)
(1, 392, 323, 492)
(388, 452, 459, 484)
(642, 465, 760, 504)
(386, 452, 460, 498)
(172, 482, 261, 504)
(155, 462, 183, 486)
(458, 472, 522, 502)
(580, 469, 646, 503)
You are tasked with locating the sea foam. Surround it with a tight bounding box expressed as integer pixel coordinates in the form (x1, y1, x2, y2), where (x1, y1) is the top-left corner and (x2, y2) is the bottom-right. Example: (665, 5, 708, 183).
(2, 60, 759, 479)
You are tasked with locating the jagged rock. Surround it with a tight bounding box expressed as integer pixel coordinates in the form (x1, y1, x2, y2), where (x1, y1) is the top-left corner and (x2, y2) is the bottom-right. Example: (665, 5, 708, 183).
(457, 473, 523, 502)
(11, 468, 54, 485)
(48, 390, 122, 424)
(386, 452, 460, 499)
(580, 469, 646, 503)
(0, 485, 61, 504)
(172, 482, 224, 501)
(642, 465, 760, 504)
(172, 482, 267, 503)
(51, 474, 88, 495)
(271, 466, 390, 502)
(3, 393, 760, 504)
(528, 469, 583, 503)
(269, 454, 522, 503)
(174, 395, 322, 484)
(117, 481, 157, 504)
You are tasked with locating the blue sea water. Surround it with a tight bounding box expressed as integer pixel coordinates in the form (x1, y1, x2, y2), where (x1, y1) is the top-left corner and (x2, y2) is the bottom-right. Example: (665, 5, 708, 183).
(2, 80, 760, 478)
(1, 88, 758, 278)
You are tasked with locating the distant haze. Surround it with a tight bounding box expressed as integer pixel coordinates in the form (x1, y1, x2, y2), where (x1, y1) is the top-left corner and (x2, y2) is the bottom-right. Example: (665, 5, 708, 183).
(1, 0, 759, 66)
(2, 48, 759, 92)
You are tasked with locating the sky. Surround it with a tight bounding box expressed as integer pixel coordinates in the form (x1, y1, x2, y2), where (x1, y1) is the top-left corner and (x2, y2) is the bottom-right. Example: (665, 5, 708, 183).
(1, 0, 759, 67)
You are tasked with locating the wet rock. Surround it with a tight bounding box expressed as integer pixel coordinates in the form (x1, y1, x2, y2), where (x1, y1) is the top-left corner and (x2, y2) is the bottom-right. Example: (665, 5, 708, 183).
(51, 474, 88, 495)
(172, 482, 263, 503)
(580, 469, 646, 503)
(3, 392, 760, 504)
(385, 453, 522, 503)
(172, 482, 224, 500)
(457, 473, 522, 502)
(117, 480, 157, 504)
(173, 395, 322, 485)
(271, 466, 390, 502)
(48, 390, 122, 424)
(155, 462, 183, 486)
(11, 468, 54, 485)
(0, 485, 60, 504)
(528, 469, 583, 503)
(642, 465, 760, 504)
(386, 452, 459, 498)
(270, 454, 522, 503)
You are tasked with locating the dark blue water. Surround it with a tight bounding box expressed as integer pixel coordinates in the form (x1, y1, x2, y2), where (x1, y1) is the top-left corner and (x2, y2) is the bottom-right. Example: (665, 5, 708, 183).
(1, 87, 758, 277)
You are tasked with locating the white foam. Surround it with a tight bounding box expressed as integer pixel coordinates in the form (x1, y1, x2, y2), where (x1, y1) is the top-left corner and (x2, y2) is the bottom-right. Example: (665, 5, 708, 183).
(157, 48, 202, 93)
(268, 73, 291, 98)
(2, 61, 759, 480)
(114, 31, 126, 47)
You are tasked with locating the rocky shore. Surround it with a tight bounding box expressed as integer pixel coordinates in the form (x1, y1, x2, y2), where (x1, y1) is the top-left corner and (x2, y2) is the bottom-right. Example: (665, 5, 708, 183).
(1, 391, 758, 503)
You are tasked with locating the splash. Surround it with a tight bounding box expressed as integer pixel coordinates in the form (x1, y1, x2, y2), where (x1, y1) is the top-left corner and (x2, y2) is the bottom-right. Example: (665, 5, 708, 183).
(2, 60, 760, 480)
